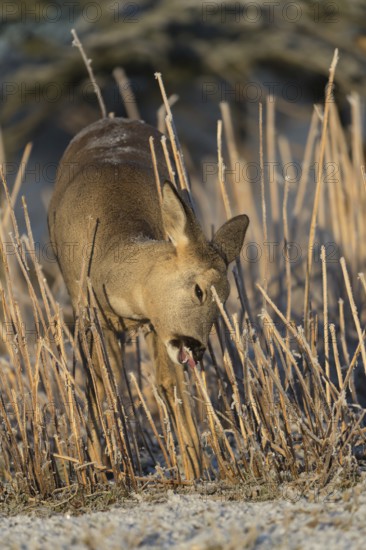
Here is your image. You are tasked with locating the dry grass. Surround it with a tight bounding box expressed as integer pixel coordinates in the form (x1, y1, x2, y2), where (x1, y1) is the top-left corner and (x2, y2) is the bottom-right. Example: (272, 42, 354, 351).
(0, 50, 366, 507)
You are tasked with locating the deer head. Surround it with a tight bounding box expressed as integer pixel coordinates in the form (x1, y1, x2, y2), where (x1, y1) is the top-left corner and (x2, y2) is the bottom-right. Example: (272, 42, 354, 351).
(131, 182, 249, 368)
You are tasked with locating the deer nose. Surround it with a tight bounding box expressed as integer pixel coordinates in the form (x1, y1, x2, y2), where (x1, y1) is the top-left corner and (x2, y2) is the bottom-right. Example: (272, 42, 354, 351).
(193, 345, 205, 363)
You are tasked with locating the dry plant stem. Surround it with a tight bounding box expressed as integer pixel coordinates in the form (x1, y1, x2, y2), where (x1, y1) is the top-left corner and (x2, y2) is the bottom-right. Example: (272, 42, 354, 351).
(87, 288, 137, 485)
(1, 192, 91, 490)
(340, 410, 366, 459)
(2, 142, 32, 230)
(154, 72, 190, 192)
(331, 100, 356, 254)
(219, 102, 260, 233)
(71, 29, 107, 118)
(152, 385, 179, 475)
(123, 350, 157, 471)
(113, 67, 140, 120)
(219, 101, 248, 220)
(257, 285, 338, 406)
(219, 102, 239, 172)
(304, 49, 339, 335)
(8, 233, 47, 336)
(1, 59, 366, 496)
(0, 166, 24, 262)
(338, 299, 350, 366)
(328, 104, 348, 252)
(321, 246, 330, 405)
(358, 272, 366, 296)
(343, 329, 366, 390)
(222, 350, 248, 445)
(0, 389, 24, 472)
(211, 286, 238, 348)
(293, 109, 319, 222)
(266, 95, 279, 226)
(165, 116, 190, 195)
(211, 287, 264, 444)
(324, 138, 339, 241)
(340, 257, 366, 374)
(355, 112, 366, 268)
(161, 135, 176, 186)
(329, 324, 343, 389)
(233, 263, 254, 326)
(349, 93, 363, 201)
(318, 129, 326, 230)
(77, 322, 110, 464)
(42, 340, 85, 420)
(259, 103, 268, 297)
(149, 137, 163, 206)
(0, 166, 22, 306)
(0, 125, 5, 170)
(297, 326, 338, 403)
(86, 335, 125, 481)
(191, 366, 236, 479)
(55, 361, 89, 484)
(157, 94, 179, 133)
(172, 386, 191, 479)
(217, 120, 232, 219)
(53, 440, 71, 485)
(282, 175, 291, 363)
(0, 185, 27, 327)
(130, 373, 172, 470)
(209, 336, 247, 444)
(22, 199, 53, 323)
(72, 216, 96, 373)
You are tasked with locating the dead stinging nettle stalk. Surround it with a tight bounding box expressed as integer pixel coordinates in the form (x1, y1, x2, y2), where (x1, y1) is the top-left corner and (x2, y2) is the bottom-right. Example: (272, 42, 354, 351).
(0, 42, 365, 500)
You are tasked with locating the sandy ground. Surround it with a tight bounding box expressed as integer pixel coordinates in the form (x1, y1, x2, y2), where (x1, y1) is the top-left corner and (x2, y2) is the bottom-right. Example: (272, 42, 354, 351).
(1, 485, 366, 550)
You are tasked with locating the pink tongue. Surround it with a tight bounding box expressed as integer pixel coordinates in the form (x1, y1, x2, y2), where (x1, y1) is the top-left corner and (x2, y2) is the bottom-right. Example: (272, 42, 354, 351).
(179, 347, 197, 368)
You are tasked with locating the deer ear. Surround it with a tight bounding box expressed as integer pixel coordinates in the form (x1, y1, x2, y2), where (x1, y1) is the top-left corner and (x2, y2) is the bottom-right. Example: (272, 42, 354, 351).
(161, 181, 189, 247)
(212, 215, 249, 264)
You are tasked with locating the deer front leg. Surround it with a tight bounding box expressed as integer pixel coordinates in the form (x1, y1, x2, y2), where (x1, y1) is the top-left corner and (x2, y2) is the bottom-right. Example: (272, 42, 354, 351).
(145, 330, 203, 479)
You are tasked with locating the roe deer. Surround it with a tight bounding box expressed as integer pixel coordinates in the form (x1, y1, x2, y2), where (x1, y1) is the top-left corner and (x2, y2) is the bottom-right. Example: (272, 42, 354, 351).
(48, 117, 249, 479)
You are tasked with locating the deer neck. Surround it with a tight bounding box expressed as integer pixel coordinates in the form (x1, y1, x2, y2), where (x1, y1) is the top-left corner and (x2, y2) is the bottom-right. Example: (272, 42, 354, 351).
(101, 239, 176, 321)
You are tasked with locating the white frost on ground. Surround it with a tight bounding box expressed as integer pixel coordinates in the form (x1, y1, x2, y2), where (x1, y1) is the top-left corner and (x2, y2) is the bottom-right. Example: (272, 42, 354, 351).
(1, 489, 365, 550)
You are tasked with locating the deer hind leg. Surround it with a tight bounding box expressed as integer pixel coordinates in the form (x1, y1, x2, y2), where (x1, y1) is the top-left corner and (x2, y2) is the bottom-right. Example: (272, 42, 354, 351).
(80, 326, 123, 468)
(78, 328, 105, 466)
(145, 330, 202, 479)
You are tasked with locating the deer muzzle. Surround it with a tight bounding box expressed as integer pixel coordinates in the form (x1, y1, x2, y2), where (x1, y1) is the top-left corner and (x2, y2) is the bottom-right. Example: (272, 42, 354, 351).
(169, 336, 206, 368)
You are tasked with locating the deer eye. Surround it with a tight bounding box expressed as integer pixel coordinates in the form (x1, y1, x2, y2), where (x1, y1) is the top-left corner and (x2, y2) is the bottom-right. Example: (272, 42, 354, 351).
(195, 284, 204, 303)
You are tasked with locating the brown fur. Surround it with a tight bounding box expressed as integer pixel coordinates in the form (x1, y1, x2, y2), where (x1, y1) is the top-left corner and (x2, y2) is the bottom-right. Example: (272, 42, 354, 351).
(48, 117, 249, 478)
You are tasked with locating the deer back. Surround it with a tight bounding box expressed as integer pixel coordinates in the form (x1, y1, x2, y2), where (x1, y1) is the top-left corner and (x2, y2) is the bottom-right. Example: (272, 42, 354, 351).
(48, 117, 170, 305)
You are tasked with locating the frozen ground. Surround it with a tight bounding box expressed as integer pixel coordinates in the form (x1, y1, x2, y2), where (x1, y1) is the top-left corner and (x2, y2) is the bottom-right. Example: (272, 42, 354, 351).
(1, 484, 365, 550)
